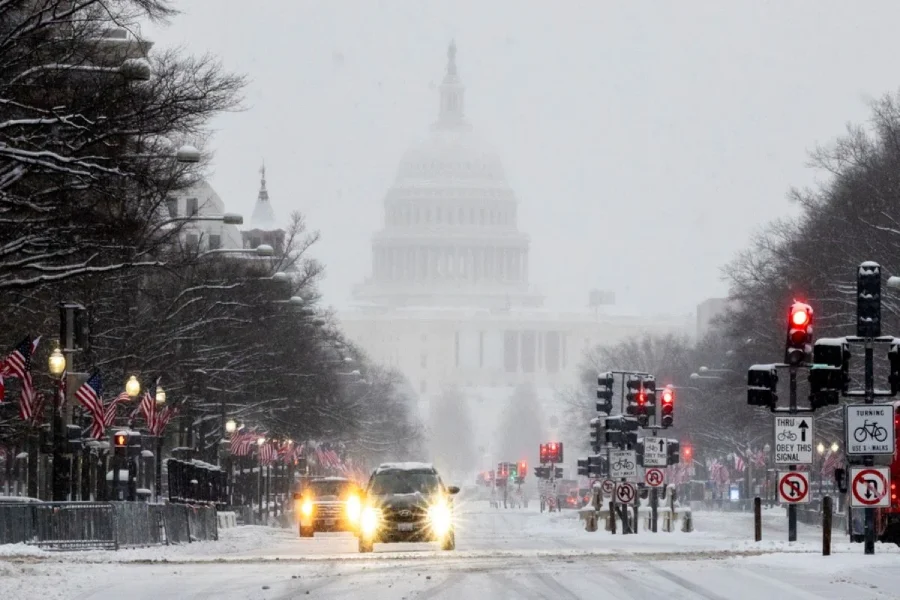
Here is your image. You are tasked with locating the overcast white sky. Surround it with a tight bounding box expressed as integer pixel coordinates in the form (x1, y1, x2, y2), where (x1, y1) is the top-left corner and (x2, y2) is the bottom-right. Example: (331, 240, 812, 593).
(144, 1, 900, 316)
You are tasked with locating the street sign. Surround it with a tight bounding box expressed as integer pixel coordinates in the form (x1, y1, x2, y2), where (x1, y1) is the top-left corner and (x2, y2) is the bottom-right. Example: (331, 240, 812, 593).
(600, 479, 615, 495)
(850, 466, 891, 508)
(644, 468, 665, 488)
(777, 471, 810, 504)
(845, 405, 895, 455)
(774, 416, 814, 465)
(615, 482, 636, 505)
(610, 450, 638, 480)
(643, 437, 668, 467)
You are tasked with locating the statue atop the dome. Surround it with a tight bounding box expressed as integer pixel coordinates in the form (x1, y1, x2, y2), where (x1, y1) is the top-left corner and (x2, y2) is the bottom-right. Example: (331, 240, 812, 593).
(447, 39, 457, 76)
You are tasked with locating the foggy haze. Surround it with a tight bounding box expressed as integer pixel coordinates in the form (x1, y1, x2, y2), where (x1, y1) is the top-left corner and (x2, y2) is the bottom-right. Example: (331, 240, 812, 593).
(143, 0, 900, 316)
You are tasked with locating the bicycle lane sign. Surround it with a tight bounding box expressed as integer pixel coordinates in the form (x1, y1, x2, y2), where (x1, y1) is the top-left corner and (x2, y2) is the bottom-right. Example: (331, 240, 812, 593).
(610, 449, 638, 480)
(774, 416, 814, 465)
(846, 405, 895, 455)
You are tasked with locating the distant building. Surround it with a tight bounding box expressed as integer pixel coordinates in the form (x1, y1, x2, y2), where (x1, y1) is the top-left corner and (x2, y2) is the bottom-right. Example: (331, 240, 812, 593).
(337, 43, 691, 438)
(166, 180, 242, 250)
(696, 297, 733, 339)
(242, 165, 285, 254)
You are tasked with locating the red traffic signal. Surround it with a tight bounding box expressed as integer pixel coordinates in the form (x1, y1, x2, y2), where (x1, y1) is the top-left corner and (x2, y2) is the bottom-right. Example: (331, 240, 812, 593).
(518, 460, 527, 477)
(683, 445, 692, 459)
(661, 386, 674, 404)
(786, 301, 813, 361)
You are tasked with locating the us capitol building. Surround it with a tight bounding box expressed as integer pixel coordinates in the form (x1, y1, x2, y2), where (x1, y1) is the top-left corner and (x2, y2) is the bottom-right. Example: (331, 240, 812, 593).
(337, 43, 690, 435)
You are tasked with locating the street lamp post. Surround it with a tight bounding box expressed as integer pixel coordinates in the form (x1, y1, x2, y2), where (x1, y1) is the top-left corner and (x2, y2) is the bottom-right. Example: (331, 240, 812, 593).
(48, 348, 68, 501)
(817, 442, 826, 496)
(257, 437, 265, 522)
(155, 384, 166, 502)
(114, 375, 140, 499)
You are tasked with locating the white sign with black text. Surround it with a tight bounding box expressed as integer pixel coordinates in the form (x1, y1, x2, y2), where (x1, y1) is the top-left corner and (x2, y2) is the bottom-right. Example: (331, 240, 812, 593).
(846, 405, 895, 455)
(642, 437, 668, 467)
(610, 450, 638, 480)
(774, 416, 814, 465)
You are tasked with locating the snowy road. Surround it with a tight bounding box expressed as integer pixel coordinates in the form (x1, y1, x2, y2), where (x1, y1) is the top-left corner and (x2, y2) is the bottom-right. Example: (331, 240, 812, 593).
(2, 504, 899, 599)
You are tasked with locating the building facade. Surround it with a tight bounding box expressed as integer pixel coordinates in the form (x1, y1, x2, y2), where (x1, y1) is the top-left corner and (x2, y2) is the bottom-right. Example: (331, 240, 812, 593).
(166, 179, 242, 250)
(696, 297, 734, 340)
(337, 44, 691, 447)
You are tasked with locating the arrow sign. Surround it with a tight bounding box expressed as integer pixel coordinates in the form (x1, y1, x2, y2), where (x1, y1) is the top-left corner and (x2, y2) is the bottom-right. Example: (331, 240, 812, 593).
(658, 439, 665, 452)
(798, 420, 808, 442)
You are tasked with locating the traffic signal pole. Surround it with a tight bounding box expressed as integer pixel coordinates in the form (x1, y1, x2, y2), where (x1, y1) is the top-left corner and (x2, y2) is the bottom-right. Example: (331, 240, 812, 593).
(788, 367, 798, 542)
(864, 340, 876, 555)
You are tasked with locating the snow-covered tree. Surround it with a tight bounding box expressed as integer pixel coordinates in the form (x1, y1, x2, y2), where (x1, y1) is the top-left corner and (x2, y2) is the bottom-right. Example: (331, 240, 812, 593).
(427, 385, 477, 475)
(495, 384, 546, 463)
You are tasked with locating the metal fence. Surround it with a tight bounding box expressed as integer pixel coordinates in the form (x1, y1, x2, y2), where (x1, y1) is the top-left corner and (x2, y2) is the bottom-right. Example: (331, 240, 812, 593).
(0, 501, 218, 550)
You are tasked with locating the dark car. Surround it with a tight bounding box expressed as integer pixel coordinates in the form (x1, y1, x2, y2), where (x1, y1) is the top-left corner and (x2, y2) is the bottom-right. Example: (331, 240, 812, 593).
(357, 462, 459, 553)
(293, 477, 362, 537)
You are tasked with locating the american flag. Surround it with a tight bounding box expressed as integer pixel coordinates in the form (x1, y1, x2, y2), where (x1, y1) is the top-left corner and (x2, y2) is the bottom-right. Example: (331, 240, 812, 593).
(5, 337, 40, 422)
(136, 391, 155, 431)
(229, 430, 256, 456)
(150, 404, 177, 436)
(75, 371, 106, 439)
(259, 441, 277, 465)
(733, 454, 745, 472)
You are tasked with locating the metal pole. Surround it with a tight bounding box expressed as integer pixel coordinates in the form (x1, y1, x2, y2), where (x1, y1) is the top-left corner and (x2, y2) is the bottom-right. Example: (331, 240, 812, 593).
(650, 488, 658, 532)
(754, 496, 762, 541)
(156, 435, 163, 502)
(823, 495, 833, 556)
(788, 367, 798, 542)
(864, 342, 876, 555)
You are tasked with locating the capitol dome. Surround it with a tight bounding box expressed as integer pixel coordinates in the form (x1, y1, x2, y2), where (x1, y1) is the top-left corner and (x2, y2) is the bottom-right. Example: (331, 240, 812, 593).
(395, 129, 508, 185)
(353, 42, 543, 310)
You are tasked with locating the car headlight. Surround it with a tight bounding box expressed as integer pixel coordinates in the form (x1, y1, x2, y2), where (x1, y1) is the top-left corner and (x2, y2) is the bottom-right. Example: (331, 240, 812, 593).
(346, 494, 362, 524)
(360, 507, 380, 538)
(301, 499, 314, 517)
(427, 501, 453, 537)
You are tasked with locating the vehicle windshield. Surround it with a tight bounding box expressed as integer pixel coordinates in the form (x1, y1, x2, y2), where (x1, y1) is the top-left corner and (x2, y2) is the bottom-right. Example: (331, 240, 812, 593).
(307, 481, 354, 497)
(368, 470, 441, 495)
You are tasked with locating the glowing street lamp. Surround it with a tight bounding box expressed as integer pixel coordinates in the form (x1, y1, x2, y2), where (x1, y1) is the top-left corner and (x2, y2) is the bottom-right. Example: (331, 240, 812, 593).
(48, 348, 66, 377)
(225, 419, 237, 434)
(125, 375, 141, 398)
(155, 385, 166, 405)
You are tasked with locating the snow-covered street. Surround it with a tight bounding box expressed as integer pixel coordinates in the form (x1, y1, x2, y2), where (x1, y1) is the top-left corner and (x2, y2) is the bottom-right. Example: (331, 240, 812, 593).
(2, 504, 899, 599)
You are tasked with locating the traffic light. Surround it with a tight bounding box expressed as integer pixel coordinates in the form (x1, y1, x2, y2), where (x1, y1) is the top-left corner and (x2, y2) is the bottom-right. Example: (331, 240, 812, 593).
(890, 343, 900, 395)
(590, 417, 603, 451)
(635, 438, 645, 467)
(587, 455, 606, 477)
(857, 261, 881, 338)
(518, 460, 527, 478)
(642, 376, 657, 407)
(544, 442, 563, 463)
(682, 444, 692, 462)
(113, 432, 127, 457)
(554, 466, 564, 479)
(508, 463, 518, 480)
(625, 376, 644, 408)
(577, 457, 589, 477)
(785, 301, 813, 366)
(661, 385, 675, 428)
(747, 364, 778, 409)
(539, 443, 549, 464)
(667, 440, 681, 465)
(809, 338, 848, 409)
(596, 371, 614, 414)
